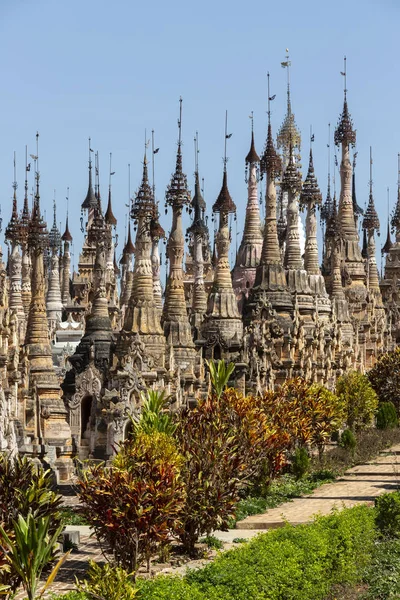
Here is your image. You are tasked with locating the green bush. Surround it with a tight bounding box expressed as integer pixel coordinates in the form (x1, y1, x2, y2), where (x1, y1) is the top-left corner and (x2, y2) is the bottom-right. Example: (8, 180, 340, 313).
(340, 429, 356, 451)
(376, 401, 398, 430)
(76, 561, 137, 600)
(375, 491, 400, 538)
(200, 535, 224, 550)
(138, 505, 376, 600)
(0, 454, 64, 594)
(368, 347, 400, 415)
(291, 447, 310, 480)
(363, 538, 400, 599)
(336, 371, 378, 431)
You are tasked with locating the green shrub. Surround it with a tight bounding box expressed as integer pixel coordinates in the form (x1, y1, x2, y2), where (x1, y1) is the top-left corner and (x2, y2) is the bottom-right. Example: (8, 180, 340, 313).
(200, 534, 224, 550)
(291, 447, 310, 480)
(78, 431, 185, 573)
(376, 401, 398, 430)
(375, 491, 400, 538)
(368, 347, 400, 415)
(0, 454, 64, 594)
(138, 505, 376, 600)
(340, 429, 357, 451)
(363, 538, 400, 599)
(77, 561, 137, 600)
(336, 371, 378, 431)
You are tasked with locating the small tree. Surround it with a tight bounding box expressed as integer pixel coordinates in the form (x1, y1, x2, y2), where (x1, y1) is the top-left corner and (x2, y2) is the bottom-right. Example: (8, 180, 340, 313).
(336, 371, 378, 431)
(78, 431, 185, 574)
(206, 359, 235, 399)
(0, 513, 68, 600)
(0, 454, 63, 594)
(368, 348, 400, 415)
(129, 389, 176, 437)
(176, 393, 251, 554)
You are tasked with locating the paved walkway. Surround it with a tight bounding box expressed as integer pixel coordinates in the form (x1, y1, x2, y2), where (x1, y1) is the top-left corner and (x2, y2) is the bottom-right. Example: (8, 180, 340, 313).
(237, 446, 400, 529)
(14, 445, 400, 596)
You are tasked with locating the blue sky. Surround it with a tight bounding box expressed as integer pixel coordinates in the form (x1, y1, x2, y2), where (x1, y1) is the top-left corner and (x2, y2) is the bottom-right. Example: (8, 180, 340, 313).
(0, 0, 398, 271)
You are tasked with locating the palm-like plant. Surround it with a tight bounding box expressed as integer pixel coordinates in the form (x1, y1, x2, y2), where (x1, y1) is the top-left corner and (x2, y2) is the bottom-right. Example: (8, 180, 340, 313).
(130, 390, 176, 436)
(206, 359, 235, 399)
(0, 513, 69, 600)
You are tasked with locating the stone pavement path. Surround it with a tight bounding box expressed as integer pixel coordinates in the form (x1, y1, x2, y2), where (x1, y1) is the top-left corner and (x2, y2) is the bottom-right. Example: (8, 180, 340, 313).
(237, 445, 400, 529)
(14, 445, 400, 597)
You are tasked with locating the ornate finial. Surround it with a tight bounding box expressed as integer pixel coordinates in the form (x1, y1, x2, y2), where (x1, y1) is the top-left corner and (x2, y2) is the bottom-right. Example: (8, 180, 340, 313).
(281, 144, 302, 194)
(131, 143, 154, 222)
(391, 153, 400, 232)
(123, 222, 135, 254)
(105, 152, 117, 226)
(334, 57, 356, 147)
(300, 145, 322, 209)
(277, 51, 301, 156)
(62, 188, 73, 243)
(151, 129, 160, 199)
(245, 111, 260, 166)
(260, 73, 282, 179)
(165, 98, 191, 209)
(382, 187, 392, 254)
(352, 149, 363, 218)
(82, 138, 96, 209)
(28, 132, 49, 251)
(49, 192, 61, 251)
(188, 132, 207, 237)
(321, 123, 333, 222)
(5, 151, 20, 244)
(362, 147, 380, 233)
(212, 113, 236, 214)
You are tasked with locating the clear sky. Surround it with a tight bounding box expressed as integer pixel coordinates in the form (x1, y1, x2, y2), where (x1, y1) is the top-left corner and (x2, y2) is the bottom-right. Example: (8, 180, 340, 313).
(0, 0, 398, 272)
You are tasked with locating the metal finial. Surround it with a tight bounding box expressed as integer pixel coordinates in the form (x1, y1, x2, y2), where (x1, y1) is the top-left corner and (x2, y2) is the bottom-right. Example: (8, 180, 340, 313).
(397, 153, 400, 191)
(12, 151, 17, 192)
(369, 146, 373, 195)
(327, 123, 331, 184)
(223, 110, 231, 171)
(178, 96, 183, 147)
(281, 49, 292, 117)
(151, 130, 156, 197)
(194, 131, 199, 173)
(88, 137, 92, 169)
(342, 56, 347, 98)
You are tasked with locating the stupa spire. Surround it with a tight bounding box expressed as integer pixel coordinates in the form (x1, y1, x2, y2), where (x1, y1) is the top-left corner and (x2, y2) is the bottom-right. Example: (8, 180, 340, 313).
(188, 132, 208, 329)
(300, 144, 323, 275)
(162, 98, 195, 375)
(362, 147, 380, 293)
(202, 111, 242, 361)
(104, 153, 117, 226)
(82, 138, 96, 210)
(282, 144, 303, 269)
(382, 188, 392, 255)
(149, 130, 165, 311)
(61, 192, 72, 306)
(391, 154, 400, 242)
(277, 50, 301, 168)
(233, 113, 263, 296)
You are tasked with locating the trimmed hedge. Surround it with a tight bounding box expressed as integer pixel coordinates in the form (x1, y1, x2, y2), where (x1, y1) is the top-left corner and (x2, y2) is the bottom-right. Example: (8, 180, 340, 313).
(137, 505, 375, 600)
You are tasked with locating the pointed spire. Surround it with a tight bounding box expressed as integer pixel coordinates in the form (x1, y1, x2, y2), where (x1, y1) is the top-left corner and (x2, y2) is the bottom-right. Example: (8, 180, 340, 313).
(361, 227, 369, 259)
(213, 111, 236, 215)
(82, 138, 97, 210)
(28, 133, 49, 251)
(334, 57, 356, 147)
(165, 97, 191, 209)
(277, 50, 301, 161)
(19, 145, 30, 247)
(62, 215, 73, 243)
(362, 147, 380, 233)
(49, 194, 61, 253)
(321, 124, 333, 222)
(300, 147, 322, 208)
(352, 152, 363, 222)
(382, 188, 392, 254)
(391, 154, 400, 236)
(123, 222, 135, 255)
(281, 145, 302, 195)
(5, 152, 20, 245)
(105, 153, 117, 226)
(245, 113, 260, 164)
